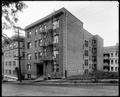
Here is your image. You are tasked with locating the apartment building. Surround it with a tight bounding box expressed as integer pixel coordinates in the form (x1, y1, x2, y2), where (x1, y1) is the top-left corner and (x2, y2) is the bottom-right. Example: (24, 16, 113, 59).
(103, 43, 119, 72)
(2, 35, 25, 79)
(24, 7, 103, 79)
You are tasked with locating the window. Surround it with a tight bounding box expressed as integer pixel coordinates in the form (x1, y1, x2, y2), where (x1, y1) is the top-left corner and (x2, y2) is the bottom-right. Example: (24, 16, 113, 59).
(111, 53, 113, 57)
(53, 20, 59, 29)
(84, 50, 88, 56)
(84, 69, 88, 74)
(9, 44, 13, 49)
(27, 31, 31, 38)
(115, 51, 118, 57)
(53, 35, 58, 43)
(53, 51, 59, 58)
(39, 34, 42, 39)
(85, 59, 88, 66)
(35, 40, 37, 47)
(56, 68, 59, 72)
(35, 29, 38, 35)
(27, 42, 32, 49)
(39, 26, 43, 32)
(85, 40, 88, 47)
(115, 67, 117, 71)
(44, 35, 47, 40)
(9, 70, 11, 74)
(13, 61, 16, 66)
(39, 51, 43, 58)
(89, 47, 92, 52)
(35, 52, 37, 59)
(27, 74, 31, 79)
(9, 61, 11, 66)
(89, 64, 91, 69)
(27, 63, 31, 70)
(44, 25, 47, 32)
(6, 61, 7, 66)
(13, 70, 16, 75)
(115, 60, 117, 64)
(22, 43, 25, 47)
(39, 39, 43, 46)
(92, 39, 96, 45)
(27, 53, 32, 60)
(111, 60, 113, 64)
(92, 48, 97, 54)
(92, 56, 97, 62)
(111, 67, 113, 71)
(13, 43, 17, 48)
(44, 49, 47, 56)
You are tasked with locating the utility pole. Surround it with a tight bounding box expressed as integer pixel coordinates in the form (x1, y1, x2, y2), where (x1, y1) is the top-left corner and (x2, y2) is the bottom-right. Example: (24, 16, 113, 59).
(13, 26, 24, 82)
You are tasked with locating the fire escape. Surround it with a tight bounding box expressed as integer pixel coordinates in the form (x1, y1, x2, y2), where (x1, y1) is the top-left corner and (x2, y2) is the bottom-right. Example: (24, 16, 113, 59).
(39, 18, 60, 77)
(92, 38, 97, 71)
(103, 53, 110, 71)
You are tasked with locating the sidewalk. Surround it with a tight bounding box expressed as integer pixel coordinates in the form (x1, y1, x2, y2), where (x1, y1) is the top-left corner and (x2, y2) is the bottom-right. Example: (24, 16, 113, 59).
(2, 79, 119, 86)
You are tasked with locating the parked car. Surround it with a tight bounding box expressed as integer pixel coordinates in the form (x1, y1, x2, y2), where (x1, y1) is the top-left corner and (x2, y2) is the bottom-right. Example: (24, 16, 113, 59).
(3, 75, 18, 82)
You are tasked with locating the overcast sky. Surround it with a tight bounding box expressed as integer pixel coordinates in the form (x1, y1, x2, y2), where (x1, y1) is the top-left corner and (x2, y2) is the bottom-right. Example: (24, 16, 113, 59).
(3, 1, 119, 47)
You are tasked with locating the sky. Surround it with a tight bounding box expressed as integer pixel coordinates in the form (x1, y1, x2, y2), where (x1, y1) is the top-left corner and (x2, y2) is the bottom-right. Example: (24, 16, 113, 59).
(3, 1, 119, 47)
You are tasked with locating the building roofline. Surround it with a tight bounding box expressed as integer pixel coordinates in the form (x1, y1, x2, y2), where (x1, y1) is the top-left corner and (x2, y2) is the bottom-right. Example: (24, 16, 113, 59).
(24, 7, 83, 30)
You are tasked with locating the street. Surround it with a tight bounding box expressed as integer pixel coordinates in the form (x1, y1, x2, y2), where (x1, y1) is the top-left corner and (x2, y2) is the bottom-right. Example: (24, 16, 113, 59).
(2, 83, 118, 96)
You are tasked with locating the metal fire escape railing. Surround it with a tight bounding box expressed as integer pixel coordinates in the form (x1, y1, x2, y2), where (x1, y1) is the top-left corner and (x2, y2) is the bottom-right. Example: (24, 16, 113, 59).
(39, 10, 60, 62)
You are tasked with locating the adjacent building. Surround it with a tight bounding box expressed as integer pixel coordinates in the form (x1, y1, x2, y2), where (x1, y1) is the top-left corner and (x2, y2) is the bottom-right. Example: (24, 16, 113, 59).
(103, 43, 119, 72)
(24, 7, 104, 79)
(2, 35, 25, 80)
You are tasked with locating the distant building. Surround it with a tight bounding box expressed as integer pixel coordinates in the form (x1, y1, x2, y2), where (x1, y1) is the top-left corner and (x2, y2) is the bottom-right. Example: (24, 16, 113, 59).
(103, 43, 119, 72)
(2, 35, 25, 80)
(24, 7, 103, 79)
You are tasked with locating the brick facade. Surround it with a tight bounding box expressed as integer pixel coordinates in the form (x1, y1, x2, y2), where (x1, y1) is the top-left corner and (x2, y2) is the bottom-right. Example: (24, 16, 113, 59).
(24, 8, 104, 79)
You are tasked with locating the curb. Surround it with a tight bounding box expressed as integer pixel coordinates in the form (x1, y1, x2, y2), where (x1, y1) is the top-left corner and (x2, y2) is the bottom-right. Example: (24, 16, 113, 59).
(3, 81, 119, 87)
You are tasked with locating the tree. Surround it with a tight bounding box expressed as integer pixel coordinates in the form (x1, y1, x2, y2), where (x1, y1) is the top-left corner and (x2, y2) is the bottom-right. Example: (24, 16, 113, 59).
(2, 1, 27, 29)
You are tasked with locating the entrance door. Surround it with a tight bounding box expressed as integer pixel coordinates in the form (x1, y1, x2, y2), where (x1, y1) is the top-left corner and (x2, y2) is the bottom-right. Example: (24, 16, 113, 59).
(37, 64, 43, 77)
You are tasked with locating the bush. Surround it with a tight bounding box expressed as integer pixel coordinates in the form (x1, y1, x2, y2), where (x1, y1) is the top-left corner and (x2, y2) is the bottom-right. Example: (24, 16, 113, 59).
(67, 71, 119, 80)
(89, 71, 119, 79)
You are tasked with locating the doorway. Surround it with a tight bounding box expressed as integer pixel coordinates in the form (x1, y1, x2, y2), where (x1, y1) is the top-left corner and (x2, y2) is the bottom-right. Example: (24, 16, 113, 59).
(37, 64, 43, 77)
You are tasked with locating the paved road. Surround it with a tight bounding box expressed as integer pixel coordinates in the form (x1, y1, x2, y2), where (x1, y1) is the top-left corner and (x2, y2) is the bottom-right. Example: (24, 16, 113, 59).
(2, 83, 118, 96)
